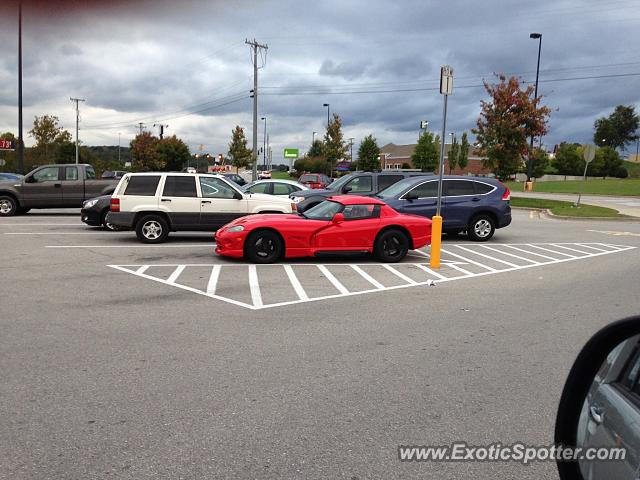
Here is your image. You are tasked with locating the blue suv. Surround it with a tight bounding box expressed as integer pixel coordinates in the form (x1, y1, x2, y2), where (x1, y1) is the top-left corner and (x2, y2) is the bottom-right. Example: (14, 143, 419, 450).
(377, 175, 511, 241)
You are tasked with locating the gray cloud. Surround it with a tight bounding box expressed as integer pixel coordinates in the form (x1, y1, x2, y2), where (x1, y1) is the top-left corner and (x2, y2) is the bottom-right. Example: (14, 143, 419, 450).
(0, 0, 638, 159)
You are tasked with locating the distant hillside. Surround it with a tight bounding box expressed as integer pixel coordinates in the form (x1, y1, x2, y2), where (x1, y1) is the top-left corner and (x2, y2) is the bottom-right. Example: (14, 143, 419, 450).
(623, 160, 640, 178)
(86, 145, 131, 164)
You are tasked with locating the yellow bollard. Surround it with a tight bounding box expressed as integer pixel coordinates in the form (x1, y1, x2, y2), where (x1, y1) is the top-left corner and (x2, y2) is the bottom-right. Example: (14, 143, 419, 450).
(430, 215, 443, 269)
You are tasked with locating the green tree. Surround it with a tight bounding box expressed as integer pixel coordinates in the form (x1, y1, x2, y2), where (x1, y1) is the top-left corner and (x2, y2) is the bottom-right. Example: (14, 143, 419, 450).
(411, 130, 439, 172)
(447, 136, 459, 173)
(28, 115, 73, 162)
(530, 148, 549, 178)
(593, 105, 639, 150)
(473, 75, 551, 179)
(553, 143, 583, 176)
(130, 132, 163, 172)
(457, 132, 470, 172)
(323, 113, 348, 175)
(357, 135, 380, 171)
(307, 139, 324, 157)
(591, 146, 622, 178)
(228, 126, 252, 172)
(157, 135, 191, 171)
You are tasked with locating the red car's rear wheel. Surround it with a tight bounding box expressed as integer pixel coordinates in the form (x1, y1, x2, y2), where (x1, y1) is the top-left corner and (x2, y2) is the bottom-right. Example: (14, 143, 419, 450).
(374, 229, 409, 262)
(245, 230, 284, 264)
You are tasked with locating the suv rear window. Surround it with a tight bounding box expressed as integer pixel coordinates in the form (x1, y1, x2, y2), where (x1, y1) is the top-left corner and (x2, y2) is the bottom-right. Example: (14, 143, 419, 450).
(124, 176, 161, 196)
(474, 182, 494, 194)
(444, 180, 475, 196)
(163, 176, 197, 197)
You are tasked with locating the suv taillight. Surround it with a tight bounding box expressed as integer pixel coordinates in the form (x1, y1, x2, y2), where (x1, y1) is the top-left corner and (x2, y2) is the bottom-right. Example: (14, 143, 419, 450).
(498, 182, 511, 201)
(110, 198, 120, 212)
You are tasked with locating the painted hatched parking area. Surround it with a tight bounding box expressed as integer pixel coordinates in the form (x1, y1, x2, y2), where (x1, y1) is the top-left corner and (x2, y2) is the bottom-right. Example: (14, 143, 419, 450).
(109, 243, 635, 310)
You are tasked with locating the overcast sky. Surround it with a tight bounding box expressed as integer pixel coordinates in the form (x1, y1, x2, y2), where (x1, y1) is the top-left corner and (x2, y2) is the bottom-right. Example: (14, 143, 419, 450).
(0, 0, 639, 163)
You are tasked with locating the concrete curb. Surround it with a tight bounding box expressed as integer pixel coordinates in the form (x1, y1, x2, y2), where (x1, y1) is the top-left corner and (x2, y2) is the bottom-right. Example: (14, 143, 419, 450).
(511, 206, 639, 222)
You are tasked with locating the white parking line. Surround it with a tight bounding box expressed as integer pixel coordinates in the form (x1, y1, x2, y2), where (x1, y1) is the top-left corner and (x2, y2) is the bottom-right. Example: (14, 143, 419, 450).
(108, 243, 636, 310)
(351, 265, 385, 289)
(414, 264, 447, 280)
(248, 265, 263, 307)
(574, 243, 609, 253)
(503, 244, 557, 261)
(284, 265, 309, 300)
(479, 244, 538, 264)
(317, 265, 349, 294)
(166, 265, 186, 284)
(439, 248, 498, 272)
(382, 264, 418, 285)
(454, 245, 519, 268)
(526, 244, 576, 258)
(549, 244, 594, 256)
(206, 265, 222, 294)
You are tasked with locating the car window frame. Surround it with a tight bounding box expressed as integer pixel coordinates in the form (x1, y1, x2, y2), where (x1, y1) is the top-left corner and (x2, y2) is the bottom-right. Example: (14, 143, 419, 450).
(162, 175, 198, 198)
(64, 166, 79, 181)
(443, 179, 478, 197)
(342, 204, 381, 221)
(473, 180, 497, 195)
(33, 166, 61, 183)
(345, 175, 373, 194)
(198, 175, 244, 199)
(400, 180, 438, 200)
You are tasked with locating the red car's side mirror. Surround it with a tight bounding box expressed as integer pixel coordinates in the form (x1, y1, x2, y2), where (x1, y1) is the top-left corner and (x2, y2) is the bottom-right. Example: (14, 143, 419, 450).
(332, 213, 344, 223)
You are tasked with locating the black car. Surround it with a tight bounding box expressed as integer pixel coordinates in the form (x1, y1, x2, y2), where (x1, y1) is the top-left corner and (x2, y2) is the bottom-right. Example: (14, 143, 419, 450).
(221, 173, 247, 186)
(290, 171, 430, 212)
(81, 195, 117, 230)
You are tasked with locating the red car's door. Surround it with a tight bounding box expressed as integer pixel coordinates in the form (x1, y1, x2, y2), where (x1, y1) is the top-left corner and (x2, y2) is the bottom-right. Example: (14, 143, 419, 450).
(312, 204, 381, 251)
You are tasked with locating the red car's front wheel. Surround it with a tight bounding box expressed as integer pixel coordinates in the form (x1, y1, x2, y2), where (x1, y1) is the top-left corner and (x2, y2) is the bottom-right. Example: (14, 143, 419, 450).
(245, 230, 284, 264)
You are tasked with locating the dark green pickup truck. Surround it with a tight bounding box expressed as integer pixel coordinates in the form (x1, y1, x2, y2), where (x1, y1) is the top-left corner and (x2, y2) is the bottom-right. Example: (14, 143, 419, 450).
(0, 164, 118, 216)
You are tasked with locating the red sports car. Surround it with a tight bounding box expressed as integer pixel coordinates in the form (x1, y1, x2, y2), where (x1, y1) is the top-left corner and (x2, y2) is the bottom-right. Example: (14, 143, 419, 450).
(215, 195, 432, 263)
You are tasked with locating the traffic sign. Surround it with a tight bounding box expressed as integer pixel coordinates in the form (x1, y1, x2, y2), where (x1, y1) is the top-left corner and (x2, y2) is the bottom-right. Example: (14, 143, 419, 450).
(583, 144, 596, 164)
(440, 66, 453, 95)
(420, 120, 428, 129)
(283, 148, 299, 158)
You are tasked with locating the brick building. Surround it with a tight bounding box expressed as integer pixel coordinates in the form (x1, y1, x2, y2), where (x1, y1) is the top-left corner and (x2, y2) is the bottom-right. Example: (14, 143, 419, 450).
(379, 143, 493, 176)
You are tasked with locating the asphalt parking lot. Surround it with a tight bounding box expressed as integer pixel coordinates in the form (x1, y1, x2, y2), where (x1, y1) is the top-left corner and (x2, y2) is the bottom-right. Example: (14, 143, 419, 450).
(2, 209, 640, 479)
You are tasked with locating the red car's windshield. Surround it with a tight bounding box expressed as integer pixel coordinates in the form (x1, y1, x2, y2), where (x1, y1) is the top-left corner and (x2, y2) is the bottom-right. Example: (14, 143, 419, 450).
(304, 200, 342, 220)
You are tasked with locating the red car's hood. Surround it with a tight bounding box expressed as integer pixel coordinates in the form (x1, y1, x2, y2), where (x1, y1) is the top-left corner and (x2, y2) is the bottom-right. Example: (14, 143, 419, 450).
(224, 213, 316, 228)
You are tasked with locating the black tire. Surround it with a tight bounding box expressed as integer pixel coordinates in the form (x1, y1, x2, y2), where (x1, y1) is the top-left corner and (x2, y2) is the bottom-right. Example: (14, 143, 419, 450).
(0, 195, 18, 217)
(374, 229, 409, 262)
(467, 214, 495, 242)
(101, 210, 118, 231)
(135, 215, 170, 243)
(244, 230, 283, 264)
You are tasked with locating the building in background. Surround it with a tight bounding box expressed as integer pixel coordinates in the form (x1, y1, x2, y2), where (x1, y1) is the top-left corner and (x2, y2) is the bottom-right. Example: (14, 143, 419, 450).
(379, 143, 492, 175)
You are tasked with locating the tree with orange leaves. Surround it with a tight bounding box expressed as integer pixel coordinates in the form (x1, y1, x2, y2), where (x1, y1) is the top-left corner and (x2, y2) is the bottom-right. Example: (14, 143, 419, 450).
(473, 75, 550, 179)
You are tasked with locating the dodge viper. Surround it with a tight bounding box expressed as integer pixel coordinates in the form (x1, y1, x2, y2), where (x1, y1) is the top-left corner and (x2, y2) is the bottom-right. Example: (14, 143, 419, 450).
(215, 195, 432, 263)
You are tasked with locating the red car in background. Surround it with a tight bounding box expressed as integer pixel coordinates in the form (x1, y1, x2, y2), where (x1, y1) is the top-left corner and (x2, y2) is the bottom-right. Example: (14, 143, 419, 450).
(299, 173, 331, 189)
(215, 195, 432, 263)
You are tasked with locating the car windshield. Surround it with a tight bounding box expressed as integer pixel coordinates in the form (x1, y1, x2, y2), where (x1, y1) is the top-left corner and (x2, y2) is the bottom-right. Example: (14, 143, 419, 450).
(376, 179, 414, 199)
(326, 174, 353, 191)
(304, 200, 343, 220)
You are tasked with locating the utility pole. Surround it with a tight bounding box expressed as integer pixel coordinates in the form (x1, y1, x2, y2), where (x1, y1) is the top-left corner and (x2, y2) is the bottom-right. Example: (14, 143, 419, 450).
(137, 122, 145, 135)
(70, 97, 85, 164)
(118, 132, 121, 164)
(246, 38, 268, 181)
(154, 123, 168, 139)
(527, 32, 543, 184)
(17, 1, 24, 174)
(348, 137, 354, 165)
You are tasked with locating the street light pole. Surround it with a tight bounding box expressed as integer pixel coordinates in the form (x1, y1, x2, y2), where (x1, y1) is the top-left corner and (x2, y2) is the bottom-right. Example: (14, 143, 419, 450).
(323, 103, 330, 127)
(526, 32, 542, 183)
(312, 131, 316, 145)
(118, 132, 121, 164)
(261, 116, 267, 170)
(348, 137, 354, 166)
(17, 1, 24, 174)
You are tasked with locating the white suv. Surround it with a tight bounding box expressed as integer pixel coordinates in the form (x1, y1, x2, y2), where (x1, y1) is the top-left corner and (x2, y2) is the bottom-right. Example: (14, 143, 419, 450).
(108, 172, 296, 243)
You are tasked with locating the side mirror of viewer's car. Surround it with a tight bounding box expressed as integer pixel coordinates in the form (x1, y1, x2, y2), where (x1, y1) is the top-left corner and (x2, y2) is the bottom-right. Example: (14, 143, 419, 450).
(555, 315, 640, 480)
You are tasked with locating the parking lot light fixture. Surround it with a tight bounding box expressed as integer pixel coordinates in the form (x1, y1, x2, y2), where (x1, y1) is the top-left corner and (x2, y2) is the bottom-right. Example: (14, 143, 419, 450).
(323, 103, 330, 127)
(527, 32, 542, 183)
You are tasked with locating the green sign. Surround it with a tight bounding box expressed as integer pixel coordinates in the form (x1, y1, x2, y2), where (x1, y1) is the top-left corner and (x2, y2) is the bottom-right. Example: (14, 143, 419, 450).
(283, 148, 299, 158)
